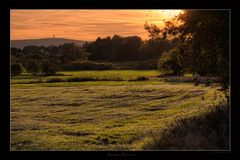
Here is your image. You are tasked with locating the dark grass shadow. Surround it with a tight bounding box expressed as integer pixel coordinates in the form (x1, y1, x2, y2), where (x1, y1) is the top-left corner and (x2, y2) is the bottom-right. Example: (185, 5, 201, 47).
(142, 101, 229, 150)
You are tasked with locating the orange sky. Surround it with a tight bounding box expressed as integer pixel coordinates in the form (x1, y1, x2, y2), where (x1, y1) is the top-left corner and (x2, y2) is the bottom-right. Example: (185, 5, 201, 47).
(10, 10, 182, 41)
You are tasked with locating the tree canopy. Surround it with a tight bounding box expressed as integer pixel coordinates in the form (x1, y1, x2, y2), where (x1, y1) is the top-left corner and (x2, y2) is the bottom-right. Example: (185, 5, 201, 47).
(146, 10, 229, 88)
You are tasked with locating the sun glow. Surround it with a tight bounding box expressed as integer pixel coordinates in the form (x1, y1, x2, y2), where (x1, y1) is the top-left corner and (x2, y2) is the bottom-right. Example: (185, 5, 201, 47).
(158, 10, 183, 19)
(11, 10, 183, 41)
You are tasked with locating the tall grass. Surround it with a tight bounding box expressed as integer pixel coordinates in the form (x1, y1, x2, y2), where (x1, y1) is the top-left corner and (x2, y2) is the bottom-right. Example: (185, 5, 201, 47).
(141, 101, 229, 150)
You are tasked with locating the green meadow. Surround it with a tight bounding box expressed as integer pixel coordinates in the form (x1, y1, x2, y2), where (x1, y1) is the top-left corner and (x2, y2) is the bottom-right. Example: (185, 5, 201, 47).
(10, 70, 226, 150)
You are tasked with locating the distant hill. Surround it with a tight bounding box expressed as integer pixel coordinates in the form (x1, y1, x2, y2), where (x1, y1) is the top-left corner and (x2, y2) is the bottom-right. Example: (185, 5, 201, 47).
(11, 38, 88, 48)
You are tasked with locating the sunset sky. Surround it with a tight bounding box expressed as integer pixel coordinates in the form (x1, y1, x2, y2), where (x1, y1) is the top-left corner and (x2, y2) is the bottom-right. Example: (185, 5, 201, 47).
(10, 10, 182, 41)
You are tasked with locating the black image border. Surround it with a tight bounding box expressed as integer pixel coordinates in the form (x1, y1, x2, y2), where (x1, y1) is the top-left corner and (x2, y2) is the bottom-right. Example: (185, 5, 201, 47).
(0, 0, 239, 160)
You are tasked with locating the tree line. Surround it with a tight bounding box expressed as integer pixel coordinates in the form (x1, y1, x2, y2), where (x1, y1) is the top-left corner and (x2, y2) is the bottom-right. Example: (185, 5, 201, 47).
(11, 35, 176, 75)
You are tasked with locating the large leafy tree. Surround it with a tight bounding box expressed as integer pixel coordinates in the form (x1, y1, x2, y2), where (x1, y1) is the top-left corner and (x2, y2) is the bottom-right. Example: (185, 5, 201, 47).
(176, 11, 229, 78)
(148, 10, 229, 89)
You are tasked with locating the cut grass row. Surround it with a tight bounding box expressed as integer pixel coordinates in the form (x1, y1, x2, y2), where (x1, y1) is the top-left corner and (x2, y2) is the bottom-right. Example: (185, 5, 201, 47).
(10, 81, 226, 150)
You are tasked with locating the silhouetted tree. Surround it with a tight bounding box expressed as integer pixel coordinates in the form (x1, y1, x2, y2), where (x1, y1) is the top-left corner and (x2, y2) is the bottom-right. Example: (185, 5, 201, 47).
(147, 10, 229, 89)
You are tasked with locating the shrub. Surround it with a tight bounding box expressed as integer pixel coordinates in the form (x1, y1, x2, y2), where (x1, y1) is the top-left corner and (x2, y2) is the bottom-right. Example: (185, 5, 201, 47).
(66, 77, 97, 82)
(66, 60, 116, 70)
(114, 59, 158, 70)
(136, 76, 149, 81)
(47, 78, 64, 83)
(11, 63, 23, 76)
(41, 61, 57, 76)
(66, 77, 124, 82)
(205, 79, 211, 86)
(135, 61, 157, 70)
(27, 60, 41, 74)
(158, 48, 183, 76)
(129, 76, 149, 81)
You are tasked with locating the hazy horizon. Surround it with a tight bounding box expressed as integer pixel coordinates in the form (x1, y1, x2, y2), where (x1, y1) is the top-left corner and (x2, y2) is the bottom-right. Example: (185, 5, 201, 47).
(11, 37, 90, 41)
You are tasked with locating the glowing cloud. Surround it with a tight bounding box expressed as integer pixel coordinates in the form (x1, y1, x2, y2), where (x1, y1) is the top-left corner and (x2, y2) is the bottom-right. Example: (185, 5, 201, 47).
(11, 10, 182, 41)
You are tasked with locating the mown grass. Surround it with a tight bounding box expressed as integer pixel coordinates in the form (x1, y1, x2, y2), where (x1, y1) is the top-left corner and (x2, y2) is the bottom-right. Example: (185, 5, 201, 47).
(10, 70, 227, 150)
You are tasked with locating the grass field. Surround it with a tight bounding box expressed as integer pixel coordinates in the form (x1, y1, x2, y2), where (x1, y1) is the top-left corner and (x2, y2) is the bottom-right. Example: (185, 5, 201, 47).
(11, 70, 159, 84)
(10, 70, 226, 150)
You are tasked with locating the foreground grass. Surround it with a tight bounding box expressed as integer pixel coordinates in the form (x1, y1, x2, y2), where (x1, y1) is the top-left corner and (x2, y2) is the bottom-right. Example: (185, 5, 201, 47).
(10, 70, 226, 150)
(140, 101, 229, 150)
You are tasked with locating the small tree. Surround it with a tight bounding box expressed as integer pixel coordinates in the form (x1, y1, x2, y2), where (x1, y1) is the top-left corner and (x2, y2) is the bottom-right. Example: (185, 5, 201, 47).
(158, 48, 183, 76)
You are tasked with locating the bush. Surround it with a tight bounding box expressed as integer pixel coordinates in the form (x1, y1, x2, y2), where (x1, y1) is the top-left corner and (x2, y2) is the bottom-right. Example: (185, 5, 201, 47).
(129, 76, 149, 81)
(135, 62, 157, 70)
(66, 77, 124, 82)
(65, 60, 116, 70)
(42, 61, 57, 76)
(47, 78, 64, 83)
(114, 59, 158, 70)
(27, 60, 41, 74)
(67, 77, 97, 82)
(158, 48, 183, 76)
(11, 63, 23, 76)
(205, 79, 211, 86)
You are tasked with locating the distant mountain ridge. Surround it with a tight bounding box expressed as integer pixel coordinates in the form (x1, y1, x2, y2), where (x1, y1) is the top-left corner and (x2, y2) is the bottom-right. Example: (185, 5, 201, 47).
(11, 38, 88, 48)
